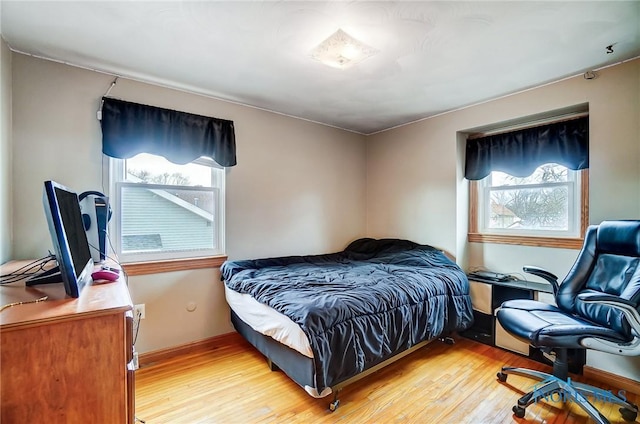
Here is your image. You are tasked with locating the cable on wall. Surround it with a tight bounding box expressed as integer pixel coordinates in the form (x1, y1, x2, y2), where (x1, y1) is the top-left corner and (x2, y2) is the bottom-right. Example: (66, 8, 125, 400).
(97, 77, 119, 121)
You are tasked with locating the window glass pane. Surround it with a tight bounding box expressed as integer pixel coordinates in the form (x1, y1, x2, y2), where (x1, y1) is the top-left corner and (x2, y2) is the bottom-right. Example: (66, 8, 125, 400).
(481, 163, 579, 235)
(125, 153, 212, 187)
(488, 185, 569, 230)
(491, 164, 569, 186)
(120, 184, 217, 254)
(111, 152, 224, 261)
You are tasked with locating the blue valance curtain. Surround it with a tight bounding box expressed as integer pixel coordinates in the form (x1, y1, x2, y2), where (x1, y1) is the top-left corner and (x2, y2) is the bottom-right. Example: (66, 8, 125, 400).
(100, 97, 237, 167)
(464, 116, 588, 180)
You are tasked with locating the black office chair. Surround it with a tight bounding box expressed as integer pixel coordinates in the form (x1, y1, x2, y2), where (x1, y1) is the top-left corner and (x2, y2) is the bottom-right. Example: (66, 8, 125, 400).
(496, 220, 640, 424)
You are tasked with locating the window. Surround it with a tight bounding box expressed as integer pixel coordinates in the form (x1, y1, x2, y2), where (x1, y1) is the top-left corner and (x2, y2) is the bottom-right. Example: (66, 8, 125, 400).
(465, 112, 589, 249)
(110, 153, 225, 263)
(469, 166, 588, 249)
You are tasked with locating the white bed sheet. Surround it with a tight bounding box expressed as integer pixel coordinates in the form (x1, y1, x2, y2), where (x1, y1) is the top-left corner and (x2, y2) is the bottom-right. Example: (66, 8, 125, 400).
(224, 286, 314, 358)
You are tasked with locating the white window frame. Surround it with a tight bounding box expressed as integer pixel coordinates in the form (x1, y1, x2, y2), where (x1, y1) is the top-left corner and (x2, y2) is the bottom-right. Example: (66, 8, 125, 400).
(108, 156, 225, 263)
(477, 166, 581, 238)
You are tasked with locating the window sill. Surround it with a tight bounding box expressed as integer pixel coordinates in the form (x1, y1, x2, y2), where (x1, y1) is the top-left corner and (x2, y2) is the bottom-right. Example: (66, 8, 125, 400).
(122, 255, 228, 276)
(468, 233, 583, 249)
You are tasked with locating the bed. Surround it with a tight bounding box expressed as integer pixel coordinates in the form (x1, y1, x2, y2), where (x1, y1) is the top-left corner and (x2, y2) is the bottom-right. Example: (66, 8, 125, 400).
(221, 238, 473, 408)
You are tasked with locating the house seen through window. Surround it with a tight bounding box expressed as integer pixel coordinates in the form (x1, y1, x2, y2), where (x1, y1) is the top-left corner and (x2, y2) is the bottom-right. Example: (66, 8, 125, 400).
(111, 153, 225, 262)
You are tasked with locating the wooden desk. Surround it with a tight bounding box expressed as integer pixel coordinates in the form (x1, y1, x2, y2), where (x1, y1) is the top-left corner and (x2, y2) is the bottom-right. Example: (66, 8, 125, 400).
(0, 260, 134, 423)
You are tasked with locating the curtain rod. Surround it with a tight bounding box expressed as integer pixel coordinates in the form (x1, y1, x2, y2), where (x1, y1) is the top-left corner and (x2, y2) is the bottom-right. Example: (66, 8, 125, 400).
(467, 111, 589, 140)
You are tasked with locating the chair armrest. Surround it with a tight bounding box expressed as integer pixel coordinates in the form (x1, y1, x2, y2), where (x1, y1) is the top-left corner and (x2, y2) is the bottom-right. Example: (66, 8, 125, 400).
(578, 292, 640, 336)
(575, 292, 640, 356)
(523, 265, 559, 295)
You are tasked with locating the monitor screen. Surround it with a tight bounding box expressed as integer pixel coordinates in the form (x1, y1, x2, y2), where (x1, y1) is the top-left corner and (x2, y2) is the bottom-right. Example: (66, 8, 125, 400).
(30, 180, 94, 298)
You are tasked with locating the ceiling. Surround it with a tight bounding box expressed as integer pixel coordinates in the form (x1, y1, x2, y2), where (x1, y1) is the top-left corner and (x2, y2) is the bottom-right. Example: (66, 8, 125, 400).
(1, 1, 639, 135)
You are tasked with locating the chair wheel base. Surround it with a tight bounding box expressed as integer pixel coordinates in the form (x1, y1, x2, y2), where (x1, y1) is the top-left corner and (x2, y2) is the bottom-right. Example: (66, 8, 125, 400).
(497, 372, 507, 382)
(513, 405, 526, 418)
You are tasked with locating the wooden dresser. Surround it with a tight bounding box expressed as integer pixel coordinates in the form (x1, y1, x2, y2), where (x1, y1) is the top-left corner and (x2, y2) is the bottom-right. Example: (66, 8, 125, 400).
(0, 260, 134, 423)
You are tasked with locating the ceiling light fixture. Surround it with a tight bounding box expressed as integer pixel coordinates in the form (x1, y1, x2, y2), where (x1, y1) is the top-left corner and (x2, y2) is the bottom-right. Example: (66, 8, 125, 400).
(311, 29, 378, 69)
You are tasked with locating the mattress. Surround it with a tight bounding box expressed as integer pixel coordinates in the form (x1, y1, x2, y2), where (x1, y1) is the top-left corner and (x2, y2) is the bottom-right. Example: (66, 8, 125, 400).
(224, 285, 313, 358)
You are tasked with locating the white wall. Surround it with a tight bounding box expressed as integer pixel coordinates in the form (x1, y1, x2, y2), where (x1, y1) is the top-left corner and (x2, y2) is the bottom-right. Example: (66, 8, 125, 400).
(366, 58, 640, 379)
(0, 37, 11, 264)
(10, 53, 367, 353)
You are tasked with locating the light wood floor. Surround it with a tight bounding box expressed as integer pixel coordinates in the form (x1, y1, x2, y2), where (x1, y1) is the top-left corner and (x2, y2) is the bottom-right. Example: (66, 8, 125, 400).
(135, 333, 637, 423)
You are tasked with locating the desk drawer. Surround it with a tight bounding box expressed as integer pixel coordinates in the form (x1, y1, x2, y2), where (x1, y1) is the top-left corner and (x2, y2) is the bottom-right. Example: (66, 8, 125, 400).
(495, 312, 530, 355)
(469, 281, 492, 315)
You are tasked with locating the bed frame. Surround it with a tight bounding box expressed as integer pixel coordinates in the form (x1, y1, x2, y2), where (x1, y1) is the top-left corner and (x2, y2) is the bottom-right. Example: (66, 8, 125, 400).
(231, 311, 448, 411)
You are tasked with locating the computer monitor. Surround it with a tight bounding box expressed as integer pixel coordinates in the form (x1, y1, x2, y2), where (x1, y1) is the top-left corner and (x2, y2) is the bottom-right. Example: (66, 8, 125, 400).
(26, 180, 94, 298)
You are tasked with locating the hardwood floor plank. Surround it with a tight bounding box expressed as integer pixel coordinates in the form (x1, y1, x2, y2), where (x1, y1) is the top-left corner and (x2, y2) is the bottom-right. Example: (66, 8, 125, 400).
(135, 334, 637, 423)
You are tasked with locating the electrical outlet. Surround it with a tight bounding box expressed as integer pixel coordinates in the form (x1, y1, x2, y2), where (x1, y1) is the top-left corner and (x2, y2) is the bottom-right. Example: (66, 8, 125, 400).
(134, 303, 145, 319)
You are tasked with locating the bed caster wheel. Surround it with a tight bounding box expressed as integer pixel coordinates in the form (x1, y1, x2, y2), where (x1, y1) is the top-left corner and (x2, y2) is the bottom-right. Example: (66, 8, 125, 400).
(512, 405, 526, 418)
(620, 406, 637, 422)
(497, 372, 507, 382)
(329, 399, 340, 412)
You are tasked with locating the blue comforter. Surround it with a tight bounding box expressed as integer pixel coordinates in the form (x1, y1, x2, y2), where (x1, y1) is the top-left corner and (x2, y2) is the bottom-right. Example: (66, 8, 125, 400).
(221, 238, 473, 391)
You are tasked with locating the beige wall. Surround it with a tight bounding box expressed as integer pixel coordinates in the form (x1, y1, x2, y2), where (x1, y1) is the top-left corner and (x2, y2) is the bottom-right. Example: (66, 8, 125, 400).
(0, 37, 11, 263)
(366, 58, 640, 379)
(8, 49, 640, 379)
(10, 53, 367, 353)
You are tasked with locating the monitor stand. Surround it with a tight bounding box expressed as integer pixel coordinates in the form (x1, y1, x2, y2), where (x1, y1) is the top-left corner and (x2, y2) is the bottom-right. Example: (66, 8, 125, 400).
(26, 266, 62, 286)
